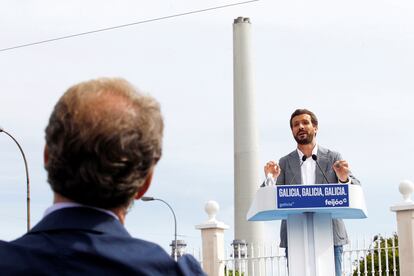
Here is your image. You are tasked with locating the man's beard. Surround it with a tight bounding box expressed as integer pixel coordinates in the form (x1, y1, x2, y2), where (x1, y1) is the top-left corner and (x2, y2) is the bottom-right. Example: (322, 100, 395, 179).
(294, 131, 315, 145)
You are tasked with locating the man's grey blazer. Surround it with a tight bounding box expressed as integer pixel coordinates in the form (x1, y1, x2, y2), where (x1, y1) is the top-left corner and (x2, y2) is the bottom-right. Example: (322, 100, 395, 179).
(277, 145, 360, 248)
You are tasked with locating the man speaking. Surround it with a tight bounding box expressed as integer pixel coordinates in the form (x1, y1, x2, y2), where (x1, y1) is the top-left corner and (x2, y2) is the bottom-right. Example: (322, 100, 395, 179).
(263, 109, 360, 276)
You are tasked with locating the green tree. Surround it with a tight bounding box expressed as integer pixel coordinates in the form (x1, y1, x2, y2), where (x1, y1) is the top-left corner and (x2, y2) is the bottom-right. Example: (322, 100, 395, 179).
(224, 270, 244, 276)
(224, 266, 244, 276)
(352, 234, 399, 276)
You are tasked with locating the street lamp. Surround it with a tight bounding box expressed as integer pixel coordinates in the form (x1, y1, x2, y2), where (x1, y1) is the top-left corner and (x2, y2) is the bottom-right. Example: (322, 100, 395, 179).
(0, 127, 30, 232)
(141, 196, 178, 260)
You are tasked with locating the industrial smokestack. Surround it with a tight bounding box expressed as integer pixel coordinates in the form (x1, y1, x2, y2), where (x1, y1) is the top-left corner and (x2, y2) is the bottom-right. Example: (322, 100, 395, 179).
(233, 16, 264, 248)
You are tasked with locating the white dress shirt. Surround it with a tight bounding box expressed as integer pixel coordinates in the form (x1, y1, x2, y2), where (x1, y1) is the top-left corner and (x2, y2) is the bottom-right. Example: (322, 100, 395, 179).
(43, 202, 119, 220)
(296, 144, 318, 185)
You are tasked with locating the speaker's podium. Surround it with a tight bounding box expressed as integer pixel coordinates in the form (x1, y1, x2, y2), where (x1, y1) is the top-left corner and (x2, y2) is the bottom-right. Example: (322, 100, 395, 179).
(247, 184, 367, 276)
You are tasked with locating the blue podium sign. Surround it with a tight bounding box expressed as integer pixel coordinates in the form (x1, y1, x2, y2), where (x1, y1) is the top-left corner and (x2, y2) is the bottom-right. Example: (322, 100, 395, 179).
(247, 184, 367, 276)
(277, 184, 349, 209)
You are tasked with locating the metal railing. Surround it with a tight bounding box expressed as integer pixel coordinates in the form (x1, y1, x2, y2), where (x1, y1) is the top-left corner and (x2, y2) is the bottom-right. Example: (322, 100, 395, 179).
(342, 234, 399, 276)
(221, 242, 288, 276)
(212, 234, 399, 276)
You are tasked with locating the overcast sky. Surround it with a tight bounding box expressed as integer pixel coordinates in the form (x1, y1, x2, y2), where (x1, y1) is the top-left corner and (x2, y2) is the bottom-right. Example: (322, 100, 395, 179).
(1, 0, 414, 253)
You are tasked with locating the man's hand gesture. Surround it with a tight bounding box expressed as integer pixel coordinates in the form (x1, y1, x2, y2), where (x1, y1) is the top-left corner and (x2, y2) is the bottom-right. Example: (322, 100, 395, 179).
(264, 160, 281, 179)
(333, 160, 350, 183)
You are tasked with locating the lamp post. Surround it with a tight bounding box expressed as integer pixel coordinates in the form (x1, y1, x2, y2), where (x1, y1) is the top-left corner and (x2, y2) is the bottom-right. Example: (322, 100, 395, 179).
(141, 196, 178, 260)
(0, 127, 30, 232)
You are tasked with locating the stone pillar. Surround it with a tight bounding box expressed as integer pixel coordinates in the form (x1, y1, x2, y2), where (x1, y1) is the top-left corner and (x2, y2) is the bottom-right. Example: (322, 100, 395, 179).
(390, 180, 414, 276)
(196, 201, 229, 276)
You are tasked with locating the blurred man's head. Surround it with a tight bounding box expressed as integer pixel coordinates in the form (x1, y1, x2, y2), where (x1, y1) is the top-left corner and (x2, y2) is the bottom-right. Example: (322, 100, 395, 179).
(290, 109, 318, 145)
(44, 78, 163, 210)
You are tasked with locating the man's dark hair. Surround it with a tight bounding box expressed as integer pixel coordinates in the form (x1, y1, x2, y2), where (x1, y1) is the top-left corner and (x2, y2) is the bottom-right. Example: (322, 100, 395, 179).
(289, 109, 318, 129)
(45, 78, 163, 209)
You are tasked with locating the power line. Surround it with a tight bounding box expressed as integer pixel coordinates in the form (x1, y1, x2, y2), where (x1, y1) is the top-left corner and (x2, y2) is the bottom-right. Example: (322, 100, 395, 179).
(0, 0, 259, 53)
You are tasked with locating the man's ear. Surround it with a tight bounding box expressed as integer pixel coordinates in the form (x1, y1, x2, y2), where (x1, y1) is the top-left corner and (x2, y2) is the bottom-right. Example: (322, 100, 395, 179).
(44, 145, 49, 166)
(134, 169, 154, 200)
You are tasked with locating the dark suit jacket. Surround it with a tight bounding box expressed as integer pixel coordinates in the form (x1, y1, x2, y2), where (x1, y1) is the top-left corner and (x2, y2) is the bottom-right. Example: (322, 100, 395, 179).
(0, 207, 205, 276)
(277, 146, 360, 248)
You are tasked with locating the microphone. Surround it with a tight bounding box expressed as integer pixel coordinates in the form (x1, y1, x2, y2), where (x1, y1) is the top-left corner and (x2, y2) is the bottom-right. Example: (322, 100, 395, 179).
(288, 155, 307, 185)
(311, 154, 329, 183)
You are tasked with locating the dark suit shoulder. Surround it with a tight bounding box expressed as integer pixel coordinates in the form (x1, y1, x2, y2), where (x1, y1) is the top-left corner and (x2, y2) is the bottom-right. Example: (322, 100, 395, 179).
(0, 229, 203, 275)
